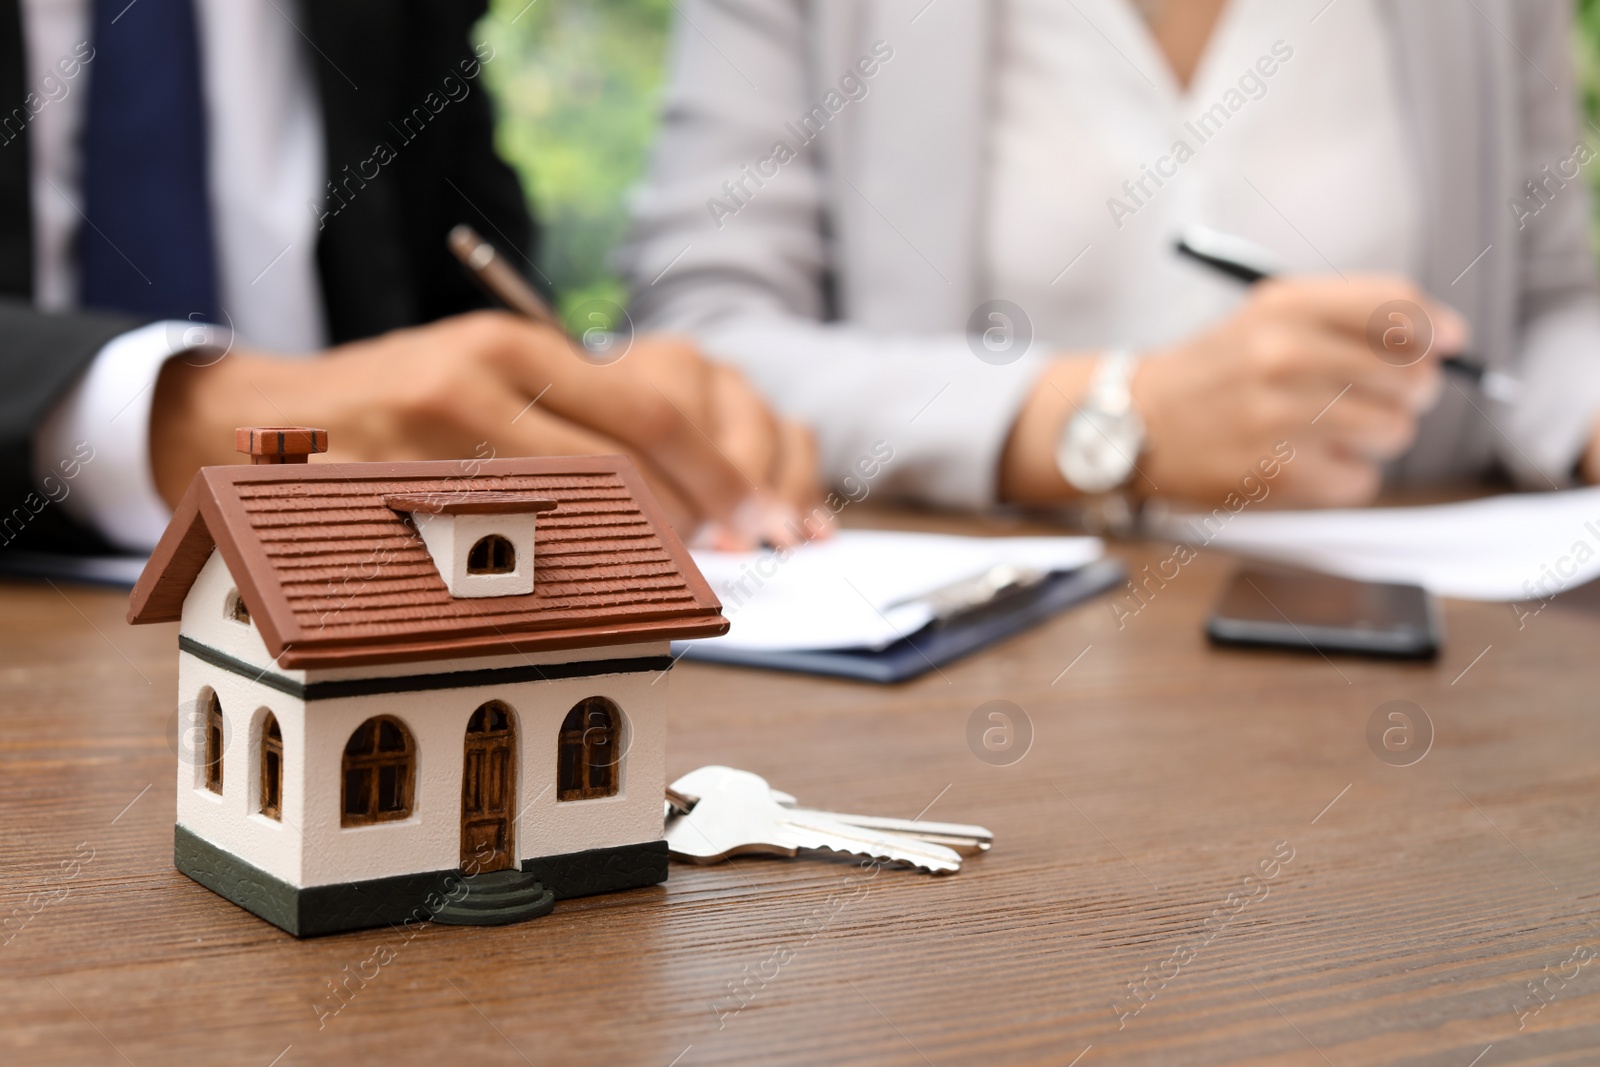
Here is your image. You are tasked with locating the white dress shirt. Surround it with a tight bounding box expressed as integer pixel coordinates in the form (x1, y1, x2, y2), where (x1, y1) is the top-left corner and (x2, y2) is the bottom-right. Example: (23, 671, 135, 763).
(981, 0, 1420, 351)
(24, 0, 326, 551)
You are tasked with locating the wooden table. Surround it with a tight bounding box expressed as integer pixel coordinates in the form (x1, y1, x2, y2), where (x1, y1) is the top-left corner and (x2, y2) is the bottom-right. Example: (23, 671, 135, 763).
(3, 512, 1598, 1066)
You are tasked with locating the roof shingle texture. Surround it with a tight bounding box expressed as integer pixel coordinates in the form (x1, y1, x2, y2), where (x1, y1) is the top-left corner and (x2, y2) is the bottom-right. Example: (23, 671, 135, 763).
(127, 456, 727, 669)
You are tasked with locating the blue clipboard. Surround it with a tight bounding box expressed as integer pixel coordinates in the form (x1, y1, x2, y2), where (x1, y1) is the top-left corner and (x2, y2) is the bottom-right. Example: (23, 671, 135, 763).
(673, 558, 1125, 684)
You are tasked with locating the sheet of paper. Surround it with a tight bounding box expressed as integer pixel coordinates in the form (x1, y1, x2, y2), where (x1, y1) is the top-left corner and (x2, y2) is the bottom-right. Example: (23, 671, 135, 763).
(689, 530, 1104, 652)
(1153, 488, 1600, 601)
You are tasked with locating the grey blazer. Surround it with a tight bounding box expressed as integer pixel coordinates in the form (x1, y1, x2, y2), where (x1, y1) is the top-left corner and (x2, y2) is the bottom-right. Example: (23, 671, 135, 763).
(623, 0, 1600, 509)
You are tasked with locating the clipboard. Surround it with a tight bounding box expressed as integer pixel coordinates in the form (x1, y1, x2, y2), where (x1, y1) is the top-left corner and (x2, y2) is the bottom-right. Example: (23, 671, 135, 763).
(673, 559, 1125, 683)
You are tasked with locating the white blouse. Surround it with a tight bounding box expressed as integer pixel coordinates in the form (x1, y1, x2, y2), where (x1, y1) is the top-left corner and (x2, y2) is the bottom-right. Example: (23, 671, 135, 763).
(981, 0, 1421, 352)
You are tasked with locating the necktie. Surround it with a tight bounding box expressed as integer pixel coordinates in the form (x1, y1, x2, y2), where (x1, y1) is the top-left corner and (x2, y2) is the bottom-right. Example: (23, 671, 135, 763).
(80, 0, 218, 323)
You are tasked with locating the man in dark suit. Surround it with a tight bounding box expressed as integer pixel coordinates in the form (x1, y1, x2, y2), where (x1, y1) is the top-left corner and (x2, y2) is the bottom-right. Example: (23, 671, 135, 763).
(0, 0, 814, 556)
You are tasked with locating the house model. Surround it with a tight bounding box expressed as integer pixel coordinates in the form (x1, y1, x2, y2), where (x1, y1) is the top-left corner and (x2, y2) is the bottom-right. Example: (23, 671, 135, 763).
(127, 428, 727, 937)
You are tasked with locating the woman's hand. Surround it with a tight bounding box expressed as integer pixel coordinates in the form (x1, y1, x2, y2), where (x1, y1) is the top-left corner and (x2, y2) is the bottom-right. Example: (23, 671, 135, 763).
(1002, 276, 1467, 508)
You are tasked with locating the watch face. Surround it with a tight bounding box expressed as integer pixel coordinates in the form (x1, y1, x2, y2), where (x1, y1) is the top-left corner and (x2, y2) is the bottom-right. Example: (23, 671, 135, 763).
(1057, 409, 1142, 494)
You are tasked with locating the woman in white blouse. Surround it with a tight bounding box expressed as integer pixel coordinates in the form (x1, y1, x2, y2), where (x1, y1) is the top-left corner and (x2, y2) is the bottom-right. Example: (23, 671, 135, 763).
(622, 0, 1600, 516)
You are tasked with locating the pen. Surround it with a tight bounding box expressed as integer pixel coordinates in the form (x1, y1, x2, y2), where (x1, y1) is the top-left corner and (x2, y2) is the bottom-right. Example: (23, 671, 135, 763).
(1175, 226, 1520, 403)
(447, 224, 567, 334)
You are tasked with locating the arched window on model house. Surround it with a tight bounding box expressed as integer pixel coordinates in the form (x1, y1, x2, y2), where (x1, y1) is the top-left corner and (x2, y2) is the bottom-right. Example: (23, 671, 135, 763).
(557, 698, 621, 801)
(342, 716, 415, 826)
(259, 712, 283, 820)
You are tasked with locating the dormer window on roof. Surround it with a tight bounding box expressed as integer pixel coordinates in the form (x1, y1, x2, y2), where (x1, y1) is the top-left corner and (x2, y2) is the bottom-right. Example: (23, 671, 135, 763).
(383, 492, 559, 599)
(468, 534, 516, 575)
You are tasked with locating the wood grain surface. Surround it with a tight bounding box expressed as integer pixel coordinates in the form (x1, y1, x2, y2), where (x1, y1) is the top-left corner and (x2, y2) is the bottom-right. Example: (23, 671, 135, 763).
(2, 510, 1598, 1067)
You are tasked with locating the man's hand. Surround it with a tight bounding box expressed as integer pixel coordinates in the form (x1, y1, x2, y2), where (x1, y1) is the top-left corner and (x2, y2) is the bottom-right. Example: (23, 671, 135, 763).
(150, 311, 821, 546)
(1002, 277, 1466, 508)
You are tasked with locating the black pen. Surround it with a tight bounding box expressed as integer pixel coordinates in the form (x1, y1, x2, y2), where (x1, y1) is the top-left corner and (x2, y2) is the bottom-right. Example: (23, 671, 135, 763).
(1175, 226, 1520, 403)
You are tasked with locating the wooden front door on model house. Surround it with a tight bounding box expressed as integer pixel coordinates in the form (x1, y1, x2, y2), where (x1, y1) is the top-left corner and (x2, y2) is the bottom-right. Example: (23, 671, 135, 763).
(461, 702, 516, 873)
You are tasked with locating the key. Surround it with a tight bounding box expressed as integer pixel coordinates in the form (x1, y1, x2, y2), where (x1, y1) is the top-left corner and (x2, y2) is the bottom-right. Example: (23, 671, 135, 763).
(666, 769, 963, 873)
(667, 768, 992, 853)
(664, 767, 964, 874)
(774, 808, 991, 856)
(667, 779, 796, 811)
(666, 766, 994, 855)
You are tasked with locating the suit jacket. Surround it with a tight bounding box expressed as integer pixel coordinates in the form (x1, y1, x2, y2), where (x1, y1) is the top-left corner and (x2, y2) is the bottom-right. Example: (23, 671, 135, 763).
(623, 0, 1600, 509)
(0, 0, 537, 552)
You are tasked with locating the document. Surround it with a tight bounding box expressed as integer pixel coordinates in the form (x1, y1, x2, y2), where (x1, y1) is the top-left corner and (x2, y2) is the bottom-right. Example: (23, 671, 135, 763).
(1154, 488, 1600, 601)
(689, 530, 1104, 651)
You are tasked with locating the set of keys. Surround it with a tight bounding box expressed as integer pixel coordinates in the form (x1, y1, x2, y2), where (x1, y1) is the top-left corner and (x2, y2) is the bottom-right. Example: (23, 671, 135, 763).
(663, 766, 994, 875)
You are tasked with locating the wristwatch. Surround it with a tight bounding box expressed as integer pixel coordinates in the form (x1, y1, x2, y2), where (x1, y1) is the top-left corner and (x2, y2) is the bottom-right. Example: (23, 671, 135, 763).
(1055, 349, 1146, 527)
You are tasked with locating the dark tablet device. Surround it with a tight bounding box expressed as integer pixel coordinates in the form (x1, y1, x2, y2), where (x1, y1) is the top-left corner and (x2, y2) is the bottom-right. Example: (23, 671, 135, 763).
(1206, 565, 1441, 659)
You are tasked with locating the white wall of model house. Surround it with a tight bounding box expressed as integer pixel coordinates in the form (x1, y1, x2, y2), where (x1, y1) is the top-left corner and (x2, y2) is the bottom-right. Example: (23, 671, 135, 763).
(174, 658, 307, 886)
(176, 548, 671, 888)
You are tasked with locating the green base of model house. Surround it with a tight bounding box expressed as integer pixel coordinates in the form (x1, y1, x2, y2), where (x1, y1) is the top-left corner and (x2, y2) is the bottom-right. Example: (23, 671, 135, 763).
(174, 826, 668, 937)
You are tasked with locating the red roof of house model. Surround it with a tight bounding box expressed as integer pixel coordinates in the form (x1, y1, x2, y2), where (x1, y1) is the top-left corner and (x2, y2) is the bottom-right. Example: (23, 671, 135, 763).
(128, 455, 727, 669)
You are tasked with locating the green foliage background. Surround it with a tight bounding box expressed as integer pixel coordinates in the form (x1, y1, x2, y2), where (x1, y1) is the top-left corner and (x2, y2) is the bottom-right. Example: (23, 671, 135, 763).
(1578, 0, 1600, 245)
(479, 0, 1600, 328)
(478, 0, 672, 330)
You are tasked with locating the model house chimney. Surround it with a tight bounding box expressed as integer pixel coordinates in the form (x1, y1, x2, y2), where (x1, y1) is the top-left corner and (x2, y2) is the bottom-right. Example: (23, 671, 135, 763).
(236, 426, 329, 465)
(383, 492, 558, 598)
